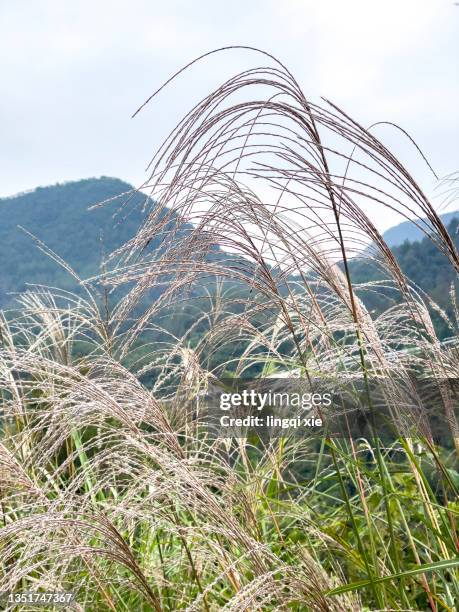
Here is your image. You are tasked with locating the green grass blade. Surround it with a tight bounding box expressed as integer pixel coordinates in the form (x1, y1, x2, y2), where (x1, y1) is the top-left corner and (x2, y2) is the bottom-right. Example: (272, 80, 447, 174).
(326, 557, 459, 596)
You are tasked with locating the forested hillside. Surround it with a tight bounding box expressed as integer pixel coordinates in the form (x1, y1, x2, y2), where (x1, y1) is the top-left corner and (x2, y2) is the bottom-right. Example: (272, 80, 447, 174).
(0, 177, 151, 306)
(1, 177, 457, 339)
(381, 209, 459, 247)
(350, 217, 459, 337)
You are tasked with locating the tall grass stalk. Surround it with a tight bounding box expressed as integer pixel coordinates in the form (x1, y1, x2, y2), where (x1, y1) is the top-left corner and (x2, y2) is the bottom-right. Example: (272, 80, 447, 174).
(1, 49, 458, 610)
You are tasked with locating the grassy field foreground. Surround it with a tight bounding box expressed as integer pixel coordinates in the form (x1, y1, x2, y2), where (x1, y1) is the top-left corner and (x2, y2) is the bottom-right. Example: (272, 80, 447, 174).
(0, 49, 458, 611)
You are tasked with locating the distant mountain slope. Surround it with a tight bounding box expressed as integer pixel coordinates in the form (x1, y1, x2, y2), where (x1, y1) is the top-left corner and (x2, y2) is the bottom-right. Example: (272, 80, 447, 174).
(0, 177, 156, 306)
(350, 216, 459, 338)
(382, 210, 459, 247)
(2, 177, 458, 340)
(0, 177, 247, 311)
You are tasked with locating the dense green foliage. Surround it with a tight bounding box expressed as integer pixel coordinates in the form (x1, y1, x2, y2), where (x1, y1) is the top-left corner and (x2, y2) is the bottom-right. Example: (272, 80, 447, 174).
(0, 177, 154, 304)
(350, 218, 459, 338)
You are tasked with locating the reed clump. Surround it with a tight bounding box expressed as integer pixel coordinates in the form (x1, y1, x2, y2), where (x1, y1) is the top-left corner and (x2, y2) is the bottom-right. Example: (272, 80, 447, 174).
(0, 49, 458, 611)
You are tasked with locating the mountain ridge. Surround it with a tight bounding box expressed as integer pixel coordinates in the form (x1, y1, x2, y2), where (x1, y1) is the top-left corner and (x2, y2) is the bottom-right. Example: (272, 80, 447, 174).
(1, 177, 458, 333)
(0, 177, 156, 306)
(381, 210, 459, 247)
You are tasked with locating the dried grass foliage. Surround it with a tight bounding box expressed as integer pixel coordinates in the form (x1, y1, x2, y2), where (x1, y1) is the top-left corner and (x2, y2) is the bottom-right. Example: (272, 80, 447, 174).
(1, 49, 458, 610)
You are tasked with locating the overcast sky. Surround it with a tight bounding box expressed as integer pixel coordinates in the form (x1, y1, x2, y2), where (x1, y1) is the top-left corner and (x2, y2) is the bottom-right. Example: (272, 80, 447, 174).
(1, 0, 458, 230)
